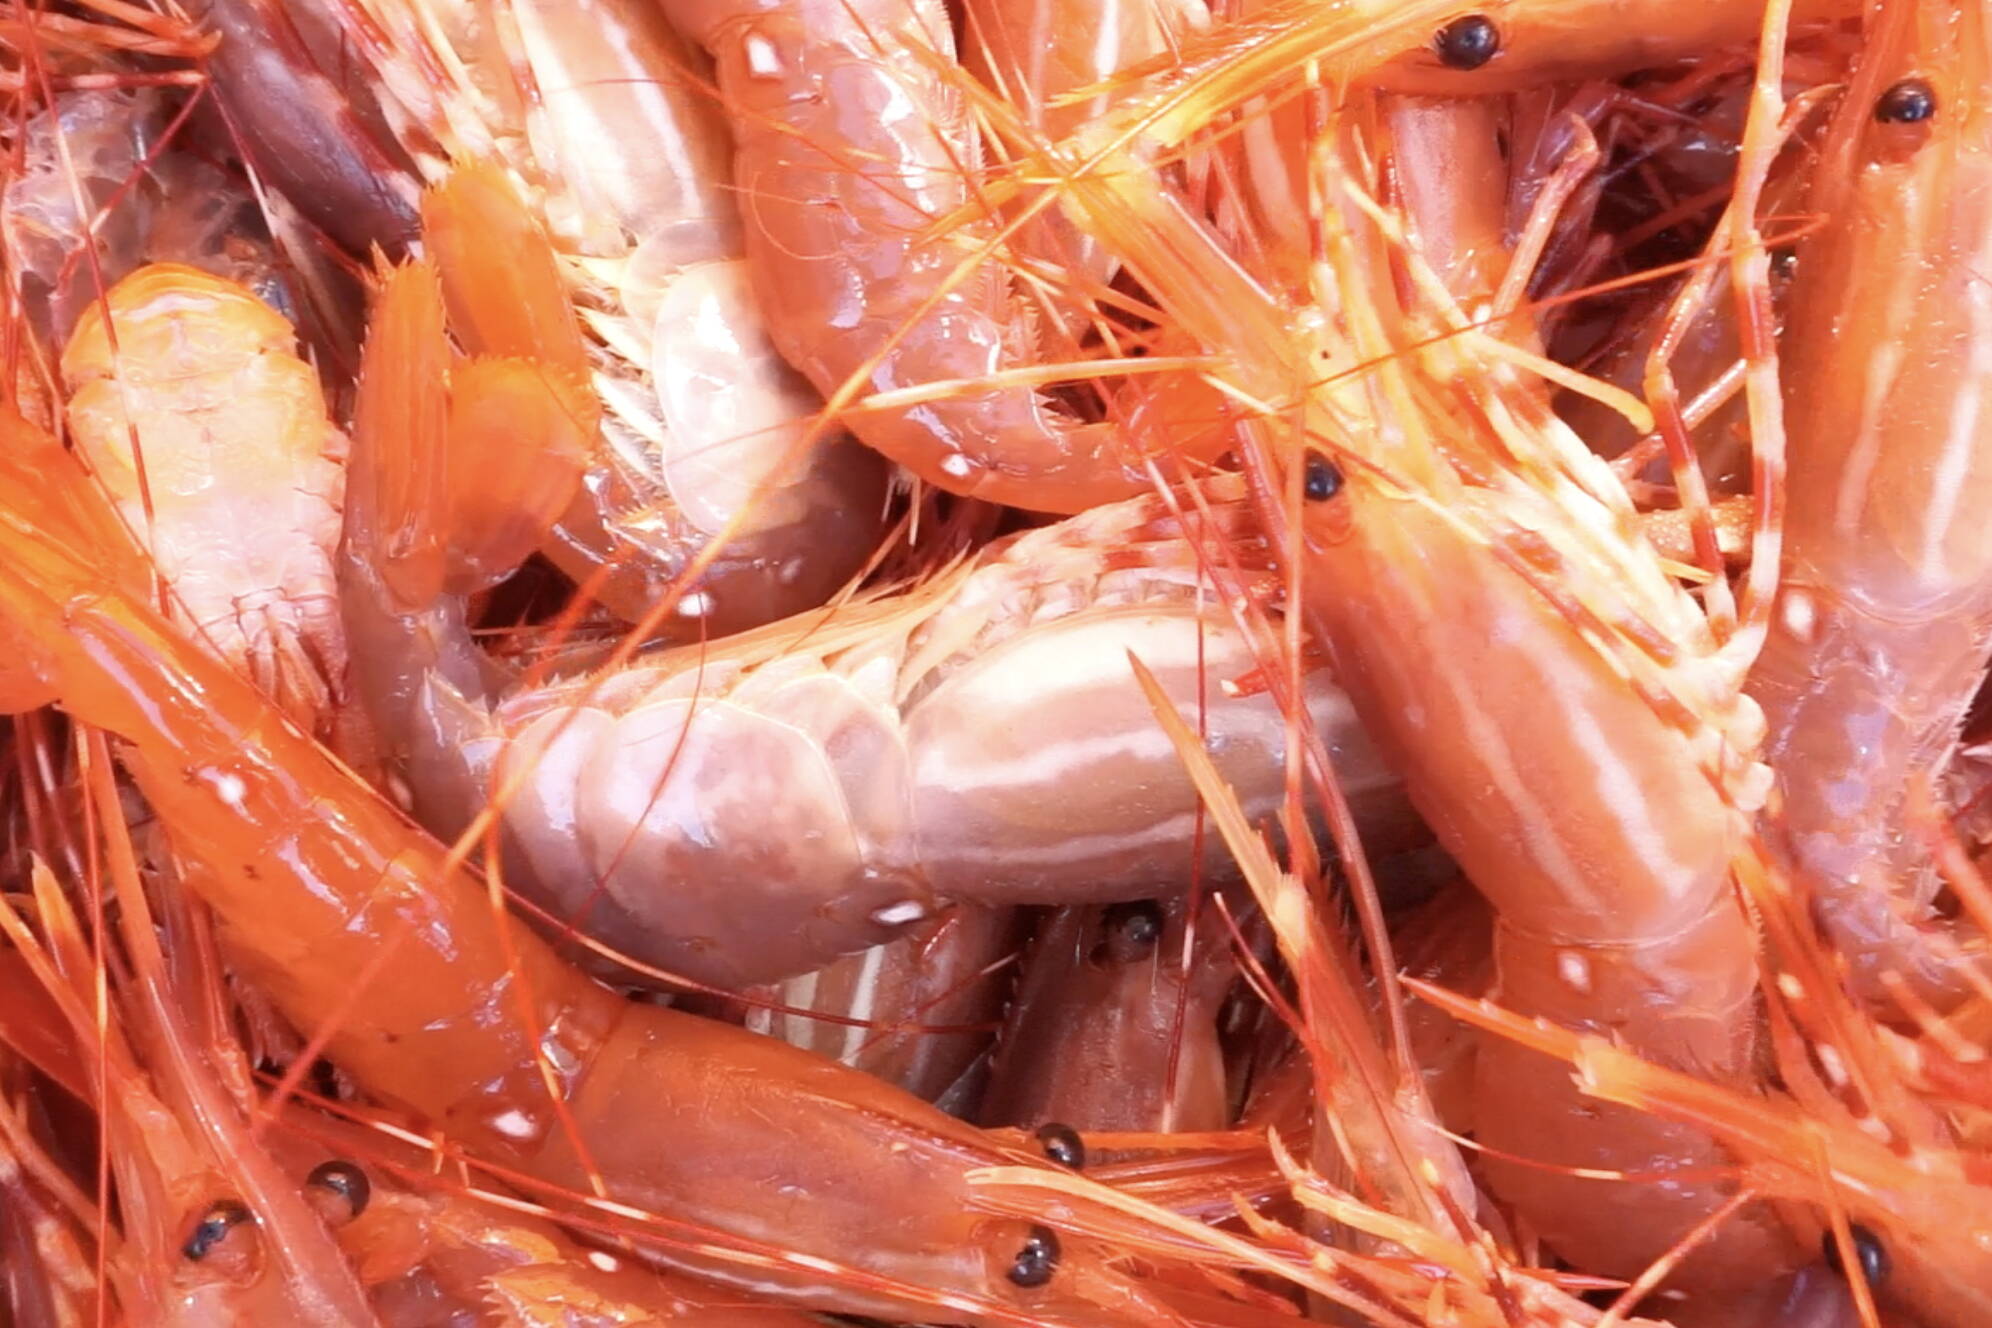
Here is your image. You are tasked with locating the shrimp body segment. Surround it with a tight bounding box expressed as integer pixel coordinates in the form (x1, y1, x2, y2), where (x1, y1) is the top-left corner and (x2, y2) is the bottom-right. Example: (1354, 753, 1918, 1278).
(1749, 0, 1992, 1007)
(60, 264, 349, 738)
(663, 0, 1214, 513)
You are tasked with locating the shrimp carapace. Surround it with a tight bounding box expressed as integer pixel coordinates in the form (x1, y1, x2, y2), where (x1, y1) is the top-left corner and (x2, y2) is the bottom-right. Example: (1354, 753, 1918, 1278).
(1749, 0, 1992, 1011)
(60, 263, 351, 743)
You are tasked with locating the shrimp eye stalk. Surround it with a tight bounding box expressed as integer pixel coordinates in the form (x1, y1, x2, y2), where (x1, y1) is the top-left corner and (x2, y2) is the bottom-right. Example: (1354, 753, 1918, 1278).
(1007, 1225, 1061, 1287)
(183, 1199, 254, 1261)
(1434, 15, 1500, 71)
(1303, 455, 1344, 502)
(1874, 78, 1936, 124)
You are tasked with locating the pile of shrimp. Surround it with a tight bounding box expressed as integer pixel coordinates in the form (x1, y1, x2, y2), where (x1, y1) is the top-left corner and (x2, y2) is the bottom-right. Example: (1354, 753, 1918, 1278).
(0, 0, 1986, 1323)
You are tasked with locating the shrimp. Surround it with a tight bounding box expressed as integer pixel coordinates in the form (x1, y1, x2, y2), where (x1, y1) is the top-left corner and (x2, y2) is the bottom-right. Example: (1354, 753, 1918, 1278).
(979, 898, 1237, 1137)
(60, 264, 351, 742)
(660, 0, 1245, 514)
(0, 757, 814, 1326)
(0, 857, 378, 1325)
(1046, 60, 1806, 1302)
(696, 903, 1023, 1105)
(655, 0, 1868, 514)
(343, 256, 1408, 988)
(246, 0, 890, 635)
(1276, 190, 1796, 1294)
(1746, 0, 1992, 1011)
(0, 412, 1235, 1328)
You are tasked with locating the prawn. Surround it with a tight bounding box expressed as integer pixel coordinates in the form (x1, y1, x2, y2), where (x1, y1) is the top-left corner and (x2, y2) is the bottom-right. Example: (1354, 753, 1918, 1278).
(658, 0, 1248, 514)
(655, 0, 1864, 515)
(1041, 51, 1808, 1310)
(695, 903, 1023, 1106)
(0, 410, 1251, 1327)
(60, 263, 351, 743)
(343, 256, 1409, 988)
(233, 0, 891, 635)
(0, 741, 817, 1326)
(0, 839, 379, 1324)
(979, 897, 1238, 1137)
(1747, 0, 1992, 1012)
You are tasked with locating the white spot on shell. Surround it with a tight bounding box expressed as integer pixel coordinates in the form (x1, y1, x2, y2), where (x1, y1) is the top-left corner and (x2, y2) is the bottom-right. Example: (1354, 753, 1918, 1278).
(586, 1250, 621, 1273)
(1776, 973, 1805, 1000)
(675, 592, 714, 618)
(1780, 589, 1816, 642)
(488, 1108, 536, 1140)
(743, 32, 784, 78)
(206, 770, 247, 810)
(869, 900, 928, 928)
(1557, 950, 1592, 994)
(939, 453, 975, 478)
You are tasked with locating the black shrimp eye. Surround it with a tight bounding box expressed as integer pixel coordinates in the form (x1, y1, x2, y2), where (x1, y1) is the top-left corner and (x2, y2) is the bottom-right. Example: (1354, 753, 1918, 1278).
(305, 1159, 371, 1221)
(1006, 1224, 1061, 1288)
(1303, 454, 1344, 502)
(1434, 15, 1500, 71)
(1098, 900, 1164, 965)
(1034, 1122, 1086, 1171)
(1823, 1223, 1889, 1286)
(182, 1199, 254, 1262)
(1874, 78, 1936, 124)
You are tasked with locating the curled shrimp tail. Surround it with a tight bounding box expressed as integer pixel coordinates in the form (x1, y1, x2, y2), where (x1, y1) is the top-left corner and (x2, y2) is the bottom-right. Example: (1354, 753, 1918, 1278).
(337, 258, 526, 845)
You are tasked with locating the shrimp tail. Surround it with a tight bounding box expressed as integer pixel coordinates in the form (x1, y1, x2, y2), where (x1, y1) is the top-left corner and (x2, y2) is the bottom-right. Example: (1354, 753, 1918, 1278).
(338, 259, 514, 817)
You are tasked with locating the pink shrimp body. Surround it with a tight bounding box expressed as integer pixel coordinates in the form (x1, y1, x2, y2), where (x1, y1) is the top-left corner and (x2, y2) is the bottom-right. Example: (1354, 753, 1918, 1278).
(345, 246, 1406, 989)
(241, 0, 889, 634)
(60, 264, 349, 739)
(1748, 0, 1992, 1008)
(980, 898, 1234, 1136)
(1049, 97, 1800, 1290)
(354, 454, 1405, 988)
(0, 411, 1223, 1327)
(660, 0, 1233, 514)
(705, 903, 1022, 1105)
